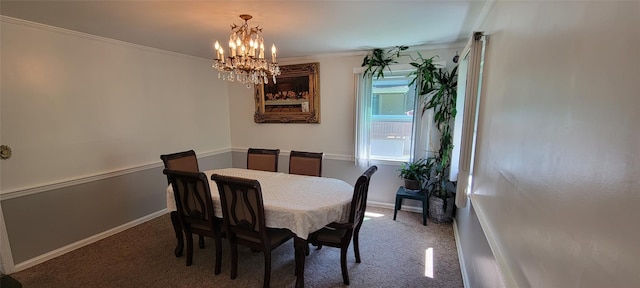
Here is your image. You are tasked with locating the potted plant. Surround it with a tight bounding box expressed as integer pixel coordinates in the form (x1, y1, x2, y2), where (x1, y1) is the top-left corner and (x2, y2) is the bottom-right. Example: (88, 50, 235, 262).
(398, 158, 432, 190)
(361, 47, 459, 223)
(361, 46, 408, 79)
(411, 54, 458, 223)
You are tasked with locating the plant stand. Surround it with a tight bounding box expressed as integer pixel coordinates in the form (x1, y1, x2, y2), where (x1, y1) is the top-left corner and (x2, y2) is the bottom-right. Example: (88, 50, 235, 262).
(393, 186, 428, 226)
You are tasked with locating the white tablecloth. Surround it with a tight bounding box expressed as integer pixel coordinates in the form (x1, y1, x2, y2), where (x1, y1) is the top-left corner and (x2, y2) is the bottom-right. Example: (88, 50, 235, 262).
(167, 168, 354, 239)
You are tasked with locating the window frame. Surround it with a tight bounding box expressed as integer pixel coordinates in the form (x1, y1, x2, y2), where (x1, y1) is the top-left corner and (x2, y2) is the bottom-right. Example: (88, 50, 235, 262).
(354, 64, 422, 165)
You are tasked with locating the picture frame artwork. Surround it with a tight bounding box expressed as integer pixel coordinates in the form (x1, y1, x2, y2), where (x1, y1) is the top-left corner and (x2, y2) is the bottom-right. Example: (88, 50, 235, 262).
(254, 62, 320, 123)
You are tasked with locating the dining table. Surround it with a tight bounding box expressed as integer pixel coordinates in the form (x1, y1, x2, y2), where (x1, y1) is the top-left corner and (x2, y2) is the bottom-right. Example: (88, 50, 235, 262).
(166, 167, 354, 287)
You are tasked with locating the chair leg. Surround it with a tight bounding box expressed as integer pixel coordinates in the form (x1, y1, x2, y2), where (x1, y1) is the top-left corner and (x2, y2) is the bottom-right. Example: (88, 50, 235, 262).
(170, 211, 184, 257)
(214, 235, 222, 275)
(230, 241, 238, 280)
(263, 251, 271, 288)
(353, 228, 362, 263)
(185, 232, 193, 266)
(340, 245, 350, 285)
(199, 235, 205, 249)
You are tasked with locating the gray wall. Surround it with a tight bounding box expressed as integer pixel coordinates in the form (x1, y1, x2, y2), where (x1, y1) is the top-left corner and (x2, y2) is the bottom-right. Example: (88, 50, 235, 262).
(456, 1, 640, 287)
(1, 152, 232, 264)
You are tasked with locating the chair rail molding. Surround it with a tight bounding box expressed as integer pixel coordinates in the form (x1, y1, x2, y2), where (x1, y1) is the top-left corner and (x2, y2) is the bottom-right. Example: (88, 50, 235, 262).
(0, 148, 231, 200)
(231, 147, 353, 162)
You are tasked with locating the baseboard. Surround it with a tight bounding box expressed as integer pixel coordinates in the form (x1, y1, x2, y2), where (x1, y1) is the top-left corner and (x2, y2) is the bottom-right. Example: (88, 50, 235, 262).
(367, 200, 424, 213)
(12, 209, 168, 273)
(453, 219, 470, 288)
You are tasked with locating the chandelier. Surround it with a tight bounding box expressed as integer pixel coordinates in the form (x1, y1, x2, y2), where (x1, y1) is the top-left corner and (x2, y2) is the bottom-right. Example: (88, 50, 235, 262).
(212, 14, 281, 87)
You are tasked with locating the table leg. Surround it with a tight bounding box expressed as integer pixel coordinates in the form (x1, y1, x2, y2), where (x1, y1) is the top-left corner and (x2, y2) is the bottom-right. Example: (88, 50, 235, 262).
(294, 236, 306, 288)
(170, 211, 184, 257)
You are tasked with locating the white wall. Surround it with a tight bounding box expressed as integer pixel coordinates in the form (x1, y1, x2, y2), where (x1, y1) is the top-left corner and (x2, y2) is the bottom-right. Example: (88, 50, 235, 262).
(228, 56, 361, 156)
(468, 1, 640, 287)
(0, 17, 231, 193)
(227, 48, 461, 203)
(1, 17, 233, 271)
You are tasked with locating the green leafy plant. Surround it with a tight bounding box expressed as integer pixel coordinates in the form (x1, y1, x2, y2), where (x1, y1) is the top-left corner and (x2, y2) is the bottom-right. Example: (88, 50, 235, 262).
(361, 46, 408, 79)
(398, 158, 433, 183)
(419, 64, 458, 199)
(362, 47, 458, 199)
(409, 53, 439, 96)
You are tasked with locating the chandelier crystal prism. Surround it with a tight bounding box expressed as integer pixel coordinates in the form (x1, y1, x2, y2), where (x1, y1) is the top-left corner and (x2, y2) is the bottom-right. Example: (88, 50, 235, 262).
(212, 14, 281, 86)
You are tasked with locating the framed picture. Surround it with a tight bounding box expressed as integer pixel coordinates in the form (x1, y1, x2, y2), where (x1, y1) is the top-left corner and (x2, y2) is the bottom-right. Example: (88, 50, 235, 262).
(254, 62, 320, 123)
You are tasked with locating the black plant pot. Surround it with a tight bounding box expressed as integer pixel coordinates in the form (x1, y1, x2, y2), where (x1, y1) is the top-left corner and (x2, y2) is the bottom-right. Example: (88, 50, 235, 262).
(403, 178, 421, 190)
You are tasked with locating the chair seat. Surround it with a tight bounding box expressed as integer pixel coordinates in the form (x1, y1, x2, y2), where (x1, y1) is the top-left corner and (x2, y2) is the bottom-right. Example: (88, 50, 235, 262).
(189, 217, 223, 231)
(236, 228, 292, 247)
(311, 227, 347, 244)
(267, 228, 294, 245)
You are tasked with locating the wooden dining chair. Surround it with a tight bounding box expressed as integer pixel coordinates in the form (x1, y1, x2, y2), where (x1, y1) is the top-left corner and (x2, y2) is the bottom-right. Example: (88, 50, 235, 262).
(211, 174, 294, 288)
(308, 165, 378, 285)
(246, 148, 280, 172)
(289, 150, 324, 177)
(160, 150, 199, 173)
(160, 150, 205, 256)
(163, 169, 224, 275)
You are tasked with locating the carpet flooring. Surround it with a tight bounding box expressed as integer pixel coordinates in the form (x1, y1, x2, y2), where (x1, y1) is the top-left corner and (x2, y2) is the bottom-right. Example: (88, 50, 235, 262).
(9, 206, 463, 288)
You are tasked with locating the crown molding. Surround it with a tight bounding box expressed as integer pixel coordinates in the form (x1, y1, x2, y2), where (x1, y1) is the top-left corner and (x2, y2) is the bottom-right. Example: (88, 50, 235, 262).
(0, 16, 209, 62)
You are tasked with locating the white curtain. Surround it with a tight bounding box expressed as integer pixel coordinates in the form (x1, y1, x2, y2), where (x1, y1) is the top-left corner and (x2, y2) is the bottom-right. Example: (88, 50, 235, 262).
(354, 73, 373, 165)
(455, 32, 486, 208)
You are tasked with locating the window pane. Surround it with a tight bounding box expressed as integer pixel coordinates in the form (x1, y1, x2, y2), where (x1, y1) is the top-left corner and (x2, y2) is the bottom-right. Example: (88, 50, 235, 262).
(370, 76, 415, 161)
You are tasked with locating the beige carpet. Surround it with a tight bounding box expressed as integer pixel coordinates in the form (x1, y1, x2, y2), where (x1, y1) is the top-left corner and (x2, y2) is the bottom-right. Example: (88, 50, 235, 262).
(10, 206, 463, 288)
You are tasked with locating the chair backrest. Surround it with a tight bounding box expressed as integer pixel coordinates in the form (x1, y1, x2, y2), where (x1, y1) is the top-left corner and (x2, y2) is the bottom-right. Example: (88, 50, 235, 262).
(247, 148, 280, 172)
(211, 174, 268, 243)
(163, 169, 216, 232)
(160, 150, 199, 173)
(289, 150, 324, 177)
(348, 166, 378, 227)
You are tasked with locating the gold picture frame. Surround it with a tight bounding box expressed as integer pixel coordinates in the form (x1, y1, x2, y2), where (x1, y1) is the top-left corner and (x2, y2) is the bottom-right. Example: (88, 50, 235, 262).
(254, 62, 320, 123)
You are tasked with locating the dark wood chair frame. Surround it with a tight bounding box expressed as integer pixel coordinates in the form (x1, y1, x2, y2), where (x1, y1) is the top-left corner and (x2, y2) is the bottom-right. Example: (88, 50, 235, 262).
(160, 150, 205, 257)
(211, 174, 294, 288)
(246, 148, 280, 172)
(288, 150, 324, 177)
(308, 165, 378, 285)
(164, 169, 224, 275)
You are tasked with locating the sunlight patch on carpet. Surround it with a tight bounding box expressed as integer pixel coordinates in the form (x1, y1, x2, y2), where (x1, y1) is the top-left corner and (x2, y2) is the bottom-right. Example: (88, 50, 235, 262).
(363, 211, 385, 221)
(425, 247, 434, 278)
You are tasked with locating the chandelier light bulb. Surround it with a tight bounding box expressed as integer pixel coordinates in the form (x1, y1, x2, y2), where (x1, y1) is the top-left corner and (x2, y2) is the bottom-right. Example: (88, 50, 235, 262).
(271, 44, 277, 63)
(212, 14, 281, 87)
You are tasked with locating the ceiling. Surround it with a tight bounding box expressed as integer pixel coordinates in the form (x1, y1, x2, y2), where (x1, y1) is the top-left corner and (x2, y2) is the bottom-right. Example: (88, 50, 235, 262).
(0, 1, 487, 60)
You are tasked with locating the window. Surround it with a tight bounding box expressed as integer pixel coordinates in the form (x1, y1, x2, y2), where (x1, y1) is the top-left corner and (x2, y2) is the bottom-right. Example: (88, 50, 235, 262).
(355, 66, 431, 163)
